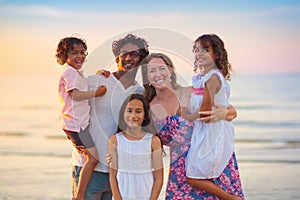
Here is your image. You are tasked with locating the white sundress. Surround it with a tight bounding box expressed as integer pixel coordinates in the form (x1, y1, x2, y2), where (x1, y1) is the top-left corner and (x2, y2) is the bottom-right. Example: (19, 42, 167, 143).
(114, 132, 154, 200)
(186, 69, 235, 179)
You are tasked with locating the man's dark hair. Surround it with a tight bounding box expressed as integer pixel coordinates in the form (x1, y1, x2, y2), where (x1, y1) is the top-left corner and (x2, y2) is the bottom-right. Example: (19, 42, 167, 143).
(112, 34, 149, 63)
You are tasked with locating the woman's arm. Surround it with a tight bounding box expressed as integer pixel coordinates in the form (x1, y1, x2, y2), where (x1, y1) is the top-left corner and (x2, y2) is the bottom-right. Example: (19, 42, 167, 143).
(180, 107, 199, 121)
(150, 136, 163, 200)
(178, 86, 199, 121)
(108, 135, 122, 200)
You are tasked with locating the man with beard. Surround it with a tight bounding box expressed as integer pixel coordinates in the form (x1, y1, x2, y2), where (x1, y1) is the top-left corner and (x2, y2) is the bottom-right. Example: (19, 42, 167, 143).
(71, 34, 149, 200)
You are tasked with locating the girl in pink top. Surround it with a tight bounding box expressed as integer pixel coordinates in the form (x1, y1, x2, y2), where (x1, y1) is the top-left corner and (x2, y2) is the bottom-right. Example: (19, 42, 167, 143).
(56, 36, 106, 200)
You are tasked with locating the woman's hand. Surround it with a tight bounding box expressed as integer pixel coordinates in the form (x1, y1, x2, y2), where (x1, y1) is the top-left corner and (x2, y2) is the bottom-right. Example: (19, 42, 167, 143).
(198, 104, 227, 122)
(106, 153, 112, 166)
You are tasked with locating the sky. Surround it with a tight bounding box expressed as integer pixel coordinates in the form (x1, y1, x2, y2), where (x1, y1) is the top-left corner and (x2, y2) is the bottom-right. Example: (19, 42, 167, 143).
(0, 0, 300, 76)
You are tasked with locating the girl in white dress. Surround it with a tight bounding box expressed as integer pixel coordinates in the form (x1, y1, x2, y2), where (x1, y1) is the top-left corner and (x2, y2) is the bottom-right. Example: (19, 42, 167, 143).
(182, 34, 244, 200)
(108, 93, 163, 200)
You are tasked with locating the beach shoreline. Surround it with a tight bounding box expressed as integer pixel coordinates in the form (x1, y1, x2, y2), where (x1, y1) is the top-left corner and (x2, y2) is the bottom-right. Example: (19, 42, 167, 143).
(1, 151, 300, 200)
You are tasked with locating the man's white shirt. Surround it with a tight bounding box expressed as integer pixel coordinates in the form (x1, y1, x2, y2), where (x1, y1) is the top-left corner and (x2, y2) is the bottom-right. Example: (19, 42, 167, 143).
(71, 73, 144, 172)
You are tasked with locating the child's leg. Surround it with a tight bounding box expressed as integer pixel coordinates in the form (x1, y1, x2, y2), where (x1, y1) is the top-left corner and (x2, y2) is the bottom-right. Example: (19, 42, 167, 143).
(74, 146, 98, 200)
(186, 177, 242, 200)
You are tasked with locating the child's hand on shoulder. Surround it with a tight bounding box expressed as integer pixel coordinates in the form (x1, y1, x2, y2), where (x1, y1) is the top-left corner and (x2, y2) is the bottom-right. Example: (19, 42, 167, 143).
(96, 69, 110, 78)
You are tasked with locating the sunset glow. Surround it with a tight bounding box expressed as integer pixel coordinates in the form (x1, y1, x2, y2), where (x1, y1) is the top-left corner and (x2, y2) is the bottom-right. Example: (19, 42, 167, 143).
(0, 1, 300, 75)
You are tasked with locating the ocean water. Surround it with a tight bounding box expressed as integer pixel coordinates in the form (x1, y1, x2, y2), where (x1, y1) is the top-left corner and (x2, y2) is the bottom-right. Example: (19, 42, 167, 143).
(0, 73, 300, 200)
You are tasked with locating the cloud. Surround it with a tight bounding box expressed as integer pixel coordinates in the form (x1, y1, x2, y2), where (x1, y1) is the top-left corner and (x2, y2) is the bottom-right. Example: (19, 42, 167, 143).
(233, 5, 300, 19)
(0, 4, 203, 29)
(2, 3, 299, 25)
(0, 4, 74, 18)
(260, 5, 300, 16)
(0, 4, 173, 23)
(0, 4, 129, 19)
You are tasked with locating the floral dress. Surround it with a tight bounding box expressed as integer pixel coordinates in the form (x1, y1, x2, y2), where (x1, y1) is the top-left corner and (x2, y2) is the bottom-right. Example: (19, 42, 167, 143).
(156, 114, 245, 200)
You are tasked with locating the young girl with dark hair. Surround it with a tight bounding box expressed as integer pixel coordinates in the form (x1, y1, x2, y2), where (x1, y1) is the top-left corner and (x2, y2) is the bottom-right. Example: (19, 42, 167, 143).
(108, 94, 163, 200)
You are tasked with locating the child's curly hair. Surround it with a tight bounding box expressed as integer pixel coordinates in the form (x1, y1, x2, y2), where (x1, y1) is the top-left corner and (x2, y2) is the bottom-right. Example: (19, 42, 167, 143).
(56, 37, 87, 65)
(193, 34, 233, 80)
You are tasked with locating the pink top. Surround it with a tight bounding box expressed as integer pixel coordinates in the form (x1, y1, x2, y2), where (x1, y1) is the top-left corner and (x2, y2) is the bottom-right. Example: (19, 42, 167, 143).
(58, 64, 90, 132)
(193, 87, 204, 96)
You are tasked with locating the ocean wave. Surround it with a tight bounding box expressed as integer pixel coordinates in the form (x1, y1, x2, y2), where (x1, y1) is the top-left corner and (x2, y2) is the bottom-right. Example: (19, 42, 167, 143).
(46, 135, 66, 139)
(0, 104, 58, 110)
(0, 151, 69, 158)
(236, 105, 274, 110)
(237, 159, 300, 164)
(2, 129, 300, 145)
(19, 105, 58, 110)
(2, 151, 300, 164)
(235, 139, 300, 144)
(235, 104, 300, 110)
(234, 121, 300, 128)
(0, 131, 28, 136)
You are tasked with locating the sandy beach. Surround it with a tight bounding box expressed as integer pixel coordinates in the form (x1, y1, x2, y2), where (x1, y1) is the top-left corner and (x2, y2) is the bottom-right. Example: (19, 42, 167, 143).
(1, 151, 300, 200)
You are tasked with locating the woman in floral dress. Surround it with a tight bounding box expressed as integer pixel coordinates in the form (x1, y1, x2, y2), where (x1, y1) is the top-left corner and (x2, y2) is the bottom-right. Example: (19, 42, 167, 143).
(141, 53, 244, 199)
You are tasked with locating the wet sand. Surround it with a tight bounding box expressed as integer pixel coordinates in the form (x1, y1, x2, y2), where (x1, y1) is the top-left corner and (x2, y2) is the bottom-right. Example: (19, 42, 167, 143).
(1, 153, 300, 200)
